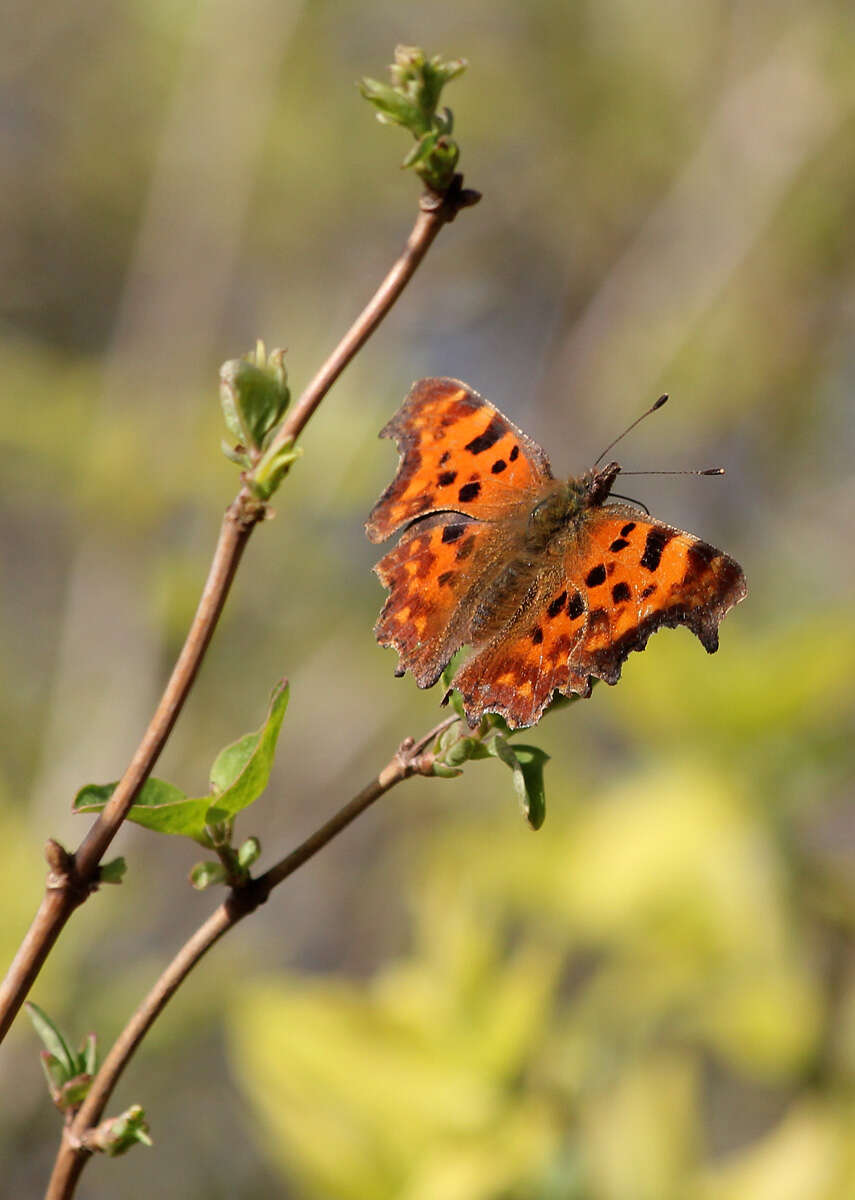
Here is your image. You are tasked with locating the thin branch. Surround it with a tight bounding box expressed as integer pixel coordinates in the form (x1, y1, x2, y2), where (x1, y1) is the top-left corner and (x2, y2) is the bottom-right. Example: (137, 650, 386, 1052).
(45, 726, 449, 1200)
(0, 498, 260, 1044)
(272, 181, 479, 450)
(0, 182, 476, 1045)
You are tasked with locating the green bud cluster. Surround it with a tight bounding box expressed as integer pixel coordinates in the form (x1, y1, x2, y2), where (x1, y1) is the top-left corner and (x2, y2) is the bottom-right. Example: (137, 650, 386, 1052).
(360, 46, 467, 192)
(220, 341, 301, 500)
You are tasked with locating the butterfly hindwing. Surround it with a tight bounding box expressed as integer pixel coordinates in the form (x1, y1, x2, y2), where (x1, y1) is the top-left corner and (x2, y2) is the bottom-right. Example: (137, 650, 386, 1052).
(452, 505, 746, 728)
(373, 513, 493, 688)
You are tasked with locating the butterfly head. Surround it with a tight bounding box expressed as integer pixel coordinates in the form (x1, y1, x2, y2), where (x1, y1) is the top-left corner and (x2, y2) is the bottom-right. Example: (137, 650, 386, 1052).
(584, 460, 622, 507)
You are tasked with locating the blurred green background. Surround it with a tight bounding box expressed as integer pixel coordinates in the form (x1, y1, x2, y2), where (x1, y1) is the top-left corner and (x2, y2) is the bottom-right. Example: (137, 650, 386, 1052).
(2, 1, 855, 1196)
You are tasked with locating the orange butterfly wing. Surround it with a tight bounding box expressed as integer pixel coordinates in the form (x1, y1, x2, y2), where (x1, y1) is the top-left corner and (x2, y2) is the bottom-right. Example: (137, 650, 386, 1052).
(365, 377, 552, 542)
(453, 507, 747, 728)
(367, 378, 553, 689)
(373, 513, 493, 688)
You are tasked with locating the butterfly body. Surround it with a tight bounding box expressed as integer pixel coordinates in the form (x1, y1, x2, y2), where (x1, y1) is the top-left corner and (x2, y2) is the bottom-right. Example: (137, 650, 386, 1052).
(367, 378, 746, 730)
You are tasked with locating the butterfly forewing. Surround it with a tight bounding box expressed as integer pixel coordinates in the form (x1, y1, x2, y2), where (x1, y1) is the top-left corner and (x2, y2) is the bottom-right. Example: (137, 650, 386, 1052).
(365, 377, 552, 542)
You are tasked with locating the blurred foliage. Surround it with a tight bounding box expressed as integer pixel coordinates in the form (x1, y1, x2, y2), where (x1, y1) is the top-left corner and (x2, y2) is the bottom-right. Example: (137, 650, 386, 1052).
(1, 1, 854, 1198)
(229, 617, 855, 1199)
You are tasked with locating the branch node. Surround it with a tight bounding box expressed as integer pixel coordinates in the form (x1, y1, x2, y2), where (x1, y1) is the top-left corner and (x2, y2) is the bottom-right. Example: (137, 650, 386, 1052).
(44, 839, 73, 882)
(419, 174, 481, 220)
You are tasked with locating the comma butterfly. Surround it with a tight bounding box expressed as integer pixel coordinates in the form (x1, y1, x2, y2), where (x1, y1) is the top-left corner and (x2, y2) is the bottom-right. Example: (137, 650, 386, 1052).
(366, 378, 747, 730)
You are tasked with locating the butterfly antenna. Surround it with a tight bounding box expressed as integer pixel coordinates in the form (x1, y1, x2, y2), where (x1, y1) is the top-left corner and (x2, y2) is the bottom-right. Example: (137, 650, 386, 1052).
(594, 394, 668, 467)
(620, 467, 725, 476)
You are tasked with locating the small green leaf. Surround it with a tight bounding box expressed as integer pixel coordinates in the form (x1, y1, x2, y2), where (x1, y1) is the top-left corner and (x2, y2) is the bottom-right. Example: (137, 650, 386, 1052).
(443, 736, 479, 767)
(219, 345, 289, 452)
(40, 1051, 68, 1099)
(248, 438, 302, 500)
(221, 439, 252, 468)
(511, 744, 549, 830)
(58, 1073, 92, 1110)
(92, 1105, 152, 1156)
(237, 836, 261, 869)
(189, 860, 228, 890)
(358, 79, 424, 130)
(73, 779, 213, 842)
(80, 1032, 98, 1077)
(401, 131, 438, 169)
(440, 653, 466, 720)
(210, 732, 259, 795)
(431, 762, 463, 778)
(205, 681, 289, 820)
(26, 1003, 75, 1077)
(99, 857, 126, 884)
(485, 711, 512, 736)
(487, 738, 549, 830)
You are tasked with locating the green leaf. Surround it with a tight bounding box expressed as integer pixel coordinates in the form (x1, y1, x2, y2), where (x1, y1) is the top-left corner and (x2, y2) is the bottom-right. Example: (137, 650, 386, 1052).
(206, 680, 289, 820)
(73, 779, 213, 842)
(26, 1003, 75, 1077)
(189, 860, 228, 890)
(80, 1032, 98, 1077)
(221, 439, 251, 468)
(219, 346, 289, 452)
(358, 79, 423, 131)
(248, 437, 302, 500)
(510, 744, 549, 831)
(440, 652, 466, 720)
(40, 1052, 68, 1098)
(237, 836, 261, 869)
(59, 1073, 92, 1109)
(93, 1105, 152, 1156)
(99, 856, 126, 884)
(431, 762, 463, 778)
(73, 681, 289, 845)
(487, 738, 549, 830)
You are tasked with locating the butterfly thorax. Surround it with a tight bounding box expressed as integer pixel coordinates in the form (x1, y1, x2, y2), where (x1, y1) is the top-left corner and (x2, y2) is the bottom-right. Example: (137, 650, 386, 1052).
(524, 461, 621, 554)
(469, 463, 623, 642)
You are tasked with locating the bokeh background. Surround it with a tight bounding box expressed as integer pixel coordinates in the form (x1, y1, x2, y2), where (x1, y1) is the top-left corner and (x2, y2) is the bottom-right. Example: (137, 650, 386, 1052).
(2, 2, 855, 1196)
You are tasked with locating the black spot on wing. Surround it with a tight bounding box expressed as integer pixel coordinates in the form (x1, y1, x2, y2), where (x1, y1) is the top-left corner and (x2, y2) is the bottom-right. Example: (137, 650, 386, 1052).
(585, 564, 606, 588)
(567, 592, 584, 619)
(612, 581, 631, 603)
(464, 415, 505, 455)
(438, 470, 457, 487)
(641, 584, 657, 599)
(509, 445, 520, 462)
(639, 527, 675, 572)
(439, 450, 450, 466)
(441, 524, 465, 544)
(548, 591, 568, 619)
(458, 481, 481, 503)
(531, 626, 544, 644)
(491, 459, 507, 474)
(620, 522, 636, 537)
(609, 537, 630, 552)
